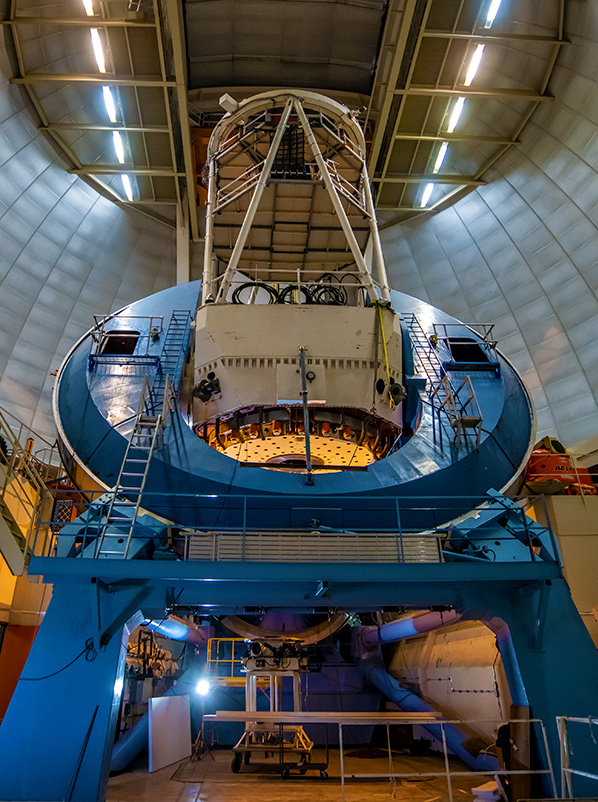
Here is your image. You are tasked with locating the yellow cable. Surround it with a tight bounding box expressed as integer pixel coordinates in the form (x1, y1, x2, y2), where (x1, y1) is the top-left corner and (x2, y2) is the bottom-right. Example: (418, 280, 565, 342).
(376, 303, 394, 408)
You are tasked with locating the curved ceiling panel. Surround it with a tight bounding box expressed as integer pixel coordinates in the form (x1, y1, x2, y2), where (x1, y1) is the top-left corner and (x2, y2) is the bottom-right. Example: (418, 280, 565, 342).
(0, 31, 180, 441)
(381, 1, 598, 459)
(185, 0, 386, 94)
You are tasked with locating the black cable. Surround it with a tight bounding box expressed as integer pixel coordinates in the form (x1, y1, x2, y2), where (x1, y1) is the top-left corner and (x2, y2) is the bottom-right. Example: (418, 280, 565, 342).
(278, 284, 312, 304)
(231, 281, 279, 305)
(311, 284, 347, 305)
(20, 638, 97, 681)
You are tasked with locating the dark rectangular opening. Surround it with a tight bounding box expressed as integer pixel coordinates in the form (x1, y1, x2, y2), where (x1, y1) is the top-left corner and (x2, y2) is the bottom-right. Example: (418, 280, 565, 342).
(100, 329, 140, 356)
(446, 337, 489, 363)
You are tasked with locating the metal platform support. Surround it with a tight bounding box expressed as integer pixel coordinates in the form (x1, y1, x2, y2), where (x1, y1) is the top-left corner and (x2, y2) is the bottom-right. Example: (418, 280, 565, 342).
(0, 581, 153, 802)
(230, 649, 316, 776)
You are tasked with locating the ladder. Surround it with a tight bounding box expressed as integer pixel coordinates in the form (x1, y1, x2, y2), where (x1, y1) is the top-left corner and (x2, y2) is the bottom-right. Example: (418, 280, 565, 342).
(94, 380, 166, 559)
(430, 375, 483, 447)
(149, 310, 192, 415)
(404, 314, 483, 446)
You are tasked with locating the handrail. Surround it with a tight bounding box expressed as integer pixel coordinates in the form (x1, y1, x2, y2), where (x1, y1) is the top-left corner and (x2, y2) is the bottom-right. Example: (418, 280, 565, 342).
(0, 406, 54, 561)
(557, 715, 598, 798)
(31, 490, 558, 566)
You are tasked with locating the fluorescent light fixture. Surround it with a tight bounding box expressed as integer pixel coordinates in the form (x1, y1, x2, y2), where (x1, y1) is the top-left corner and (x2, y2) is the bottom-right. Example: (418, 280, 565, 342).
(464, 44, 484, 86)
(121, 174, 133, 201)
(82, 0, 94, 15)
(112, 131, 125, 163)
(447, 96, 465, 133)
(485, 0, 502, 27)
(433, 142, 448, 174)
(420, 182, 434, 208)
(102, 86, 117, 122)
(90, 28, 106, 73)
(196, 679, 210, 696)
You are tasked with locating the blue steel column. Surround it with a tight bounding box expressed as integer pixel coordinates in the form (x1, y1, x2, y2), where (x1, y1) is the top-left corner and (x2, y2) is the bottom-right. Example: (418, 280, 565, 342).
(478, 578, 598, 797)
(0, 582, 150, 801)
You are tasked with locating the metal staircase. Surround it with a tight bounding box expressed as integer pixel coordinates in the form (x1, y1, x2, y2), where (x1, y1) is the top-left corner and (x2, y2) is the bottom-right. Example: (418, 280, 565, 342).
(149, 310, 192, 414)
(404, 314, 483, 446)
(94, 380, 168, 559)
(0, 408, 49, 574)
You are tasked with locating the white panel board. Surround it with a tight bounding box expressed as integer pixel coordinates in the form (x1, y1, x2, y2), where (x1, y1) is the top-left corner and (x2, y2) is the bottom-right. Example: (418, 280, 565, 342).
(148, 695, 191, 772)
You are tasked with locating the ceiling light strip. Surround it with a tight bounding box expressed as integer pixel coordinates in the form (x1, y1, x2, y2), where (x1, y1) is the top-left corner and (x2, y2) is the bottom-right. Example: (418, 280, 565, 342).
(447, 97, 465, 133)
(90, 28, 106, 73)
(485, 0, 503, 28)
(464, 44, 485, 86)
(420, 183, 434, 207)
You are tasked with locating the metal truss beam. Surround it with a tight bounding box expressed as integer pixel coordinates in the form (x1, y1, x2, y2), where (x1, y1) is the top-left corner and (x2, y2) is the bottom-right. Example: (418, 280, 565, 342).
(366, 0, 419, 176)
(395, 133, 518, 145)
(393, 87, 553, 100)
(213, 223, 371, 232)
(162, 0, 200, 241)
(377, 206, 441, 212)
(69, 167, 183, 176)
(41, 123, 170, 133)
(12, 74, 175, 86)
(113, 202, 176, 228)
(373, 175, 486, 186)
(0, 16, 156, 26)
(422, 30, 569, 45)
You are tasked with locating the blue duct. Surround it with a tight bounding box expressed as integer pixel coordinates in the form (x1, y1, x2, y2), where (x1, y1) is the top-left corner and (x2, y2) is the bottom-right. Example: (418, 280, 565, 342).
(141, 616, 209, 647)
(483, 617, 528, 707)
(363, 610, 462, 645)
(364, 661, 499, 772)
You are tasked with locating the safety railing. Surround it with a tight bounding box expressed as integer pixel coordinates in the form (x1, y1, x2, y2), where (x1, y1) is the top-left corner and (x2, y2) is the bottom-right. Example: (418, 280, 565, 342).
(88, 314, 163, 371)
(206, 638, 246, 680)
(0, 406, 57, 561)
(0, 405, 62, 477)
(212, 272, 374, 307)
(557, 715, 598, 798)
(203, 712, 556, 802)
(30, 491, 560, 567)
(336, 715, 556, 802)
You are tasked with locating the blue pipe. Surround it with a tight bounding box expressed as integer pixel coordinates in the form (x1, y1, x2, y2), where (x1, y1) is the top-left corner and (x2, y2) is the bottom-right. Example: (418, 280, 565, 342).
(142, 616, 208, 646)
(482, 617, 528, 707)
(365, 662, 499, 772)
(363, 610, 462, 645)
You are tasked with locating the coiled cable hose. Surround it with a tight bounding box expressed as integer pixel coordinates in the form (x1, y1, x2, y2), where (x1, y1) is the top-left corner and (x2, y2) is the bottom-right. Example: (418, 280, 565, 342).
(277, 284, 313, 304)
(310, 284, 347, 305)
(231, 281, 279, 304)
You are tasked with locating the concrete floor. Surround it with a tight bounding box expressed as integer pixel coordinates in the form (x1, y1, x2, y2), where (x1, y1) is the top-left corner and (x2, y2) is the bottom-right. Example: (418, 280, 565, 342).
(107, 748, 494, 802)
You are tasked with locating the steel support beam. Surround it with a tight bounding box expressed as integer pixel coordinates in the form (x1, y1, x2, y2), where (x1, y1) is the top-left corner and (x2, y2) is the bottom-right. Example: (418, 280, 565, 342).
(366, 0, 419, 175)
(12, 74, 175, 86)
(162, 0, 200, 241)
(373, 175, 486, 186)
(214, 99, 295, 303)
(0, 16, 156, 26)
(395, 133, 519, 145)
(422, 30, 569, 45)
(295, 101, 380, 302)
(41, 123, 170, 133)
(69, 167, 184, 176)
(176, 191, 191, 284)
(393, 87, 553, 100)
